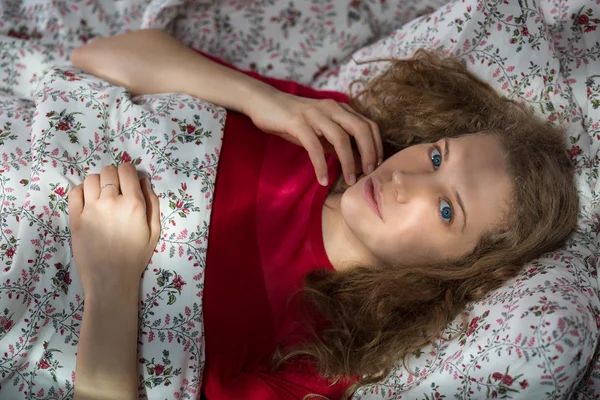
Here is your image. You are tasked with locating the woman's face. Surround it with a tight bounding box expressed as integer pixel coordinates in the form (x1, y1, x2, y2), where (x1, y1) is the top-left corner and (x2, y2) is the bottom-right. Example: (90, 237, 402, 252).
(340, 134, 512, 266)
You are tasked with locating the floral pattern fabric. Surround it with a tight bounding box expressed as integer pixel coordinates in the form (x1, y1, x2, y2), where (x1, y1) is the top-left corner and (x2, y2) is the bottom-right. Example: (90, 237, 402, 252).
(0, 0, 598, 399)
(0, 65, 226, 398)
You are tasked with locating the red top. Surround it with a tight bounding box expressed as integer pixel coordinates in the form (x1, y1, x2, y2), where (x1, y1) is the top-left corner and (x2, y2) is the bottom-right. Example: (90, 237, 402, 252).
(201, 55, 350, 399)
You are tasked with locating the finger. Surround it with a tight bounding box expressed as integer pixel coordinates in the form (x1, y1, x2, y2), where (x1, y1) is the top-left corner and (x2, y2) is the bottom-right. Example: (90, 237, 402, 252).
(369, 119, 384, 166)
(309, 112, 356, 185)
(293, 120, 329, 186)
(140, 177, 161, 245)
(99, 164, 121, 198)
(333, 105, 378, 175)
(117, 163, 144, 200)
(67, 184, 84, 228)
(339, 103, 384, 166)
(83, 173, 101, 201)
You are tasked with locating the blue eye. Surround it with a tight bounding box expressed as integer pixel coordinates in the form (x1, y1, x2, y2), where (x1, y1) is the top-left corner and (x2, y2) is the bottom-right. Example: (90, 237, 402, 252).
(440, 200, 453, 223)
(431, 147, 442, 169)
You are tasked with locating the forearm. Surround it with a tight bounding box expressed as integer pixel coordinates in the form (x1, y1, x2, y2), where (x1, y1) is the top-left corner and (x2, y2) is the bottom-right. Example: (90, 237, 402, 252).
(71, 29, 276, 114)
(74, 287, 139, 400)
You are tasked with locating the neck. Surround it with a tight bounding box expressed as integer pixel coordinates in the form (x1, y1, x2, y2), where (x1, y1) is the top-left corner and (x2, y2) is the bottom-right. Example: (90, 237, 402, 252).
(321, 192, 372, 271)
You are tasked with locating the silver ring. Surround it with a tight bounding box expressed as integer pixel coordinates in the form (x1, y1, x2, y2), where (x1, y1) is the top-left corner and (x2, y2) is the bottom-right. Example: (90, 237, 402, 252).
(101, 183, 120, 192)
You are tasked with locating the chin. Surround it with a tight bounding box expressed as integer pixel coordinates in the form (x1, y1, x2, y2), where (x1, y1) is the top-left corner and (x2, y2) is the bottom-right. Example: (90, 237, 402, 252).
(340, 184, 368, 235)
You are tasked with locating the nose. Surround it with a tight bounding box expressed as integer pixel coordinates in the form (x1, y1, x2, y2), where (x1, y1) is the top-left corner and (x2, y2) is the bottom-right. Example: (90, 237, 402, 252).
(392, 170, 427, 203)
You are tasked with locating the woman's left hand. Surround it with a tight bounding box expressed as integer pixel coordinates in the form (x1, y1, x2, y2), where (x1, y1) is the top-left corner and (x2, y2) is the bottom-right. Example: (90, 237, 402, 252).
(68, 163, 161, 297)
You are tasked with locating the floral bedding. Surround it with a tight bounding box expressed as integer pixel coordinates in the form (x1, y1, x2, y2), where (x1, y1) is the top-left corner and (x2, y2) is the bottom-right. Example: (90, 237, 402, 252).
(0, 0, 597, 399)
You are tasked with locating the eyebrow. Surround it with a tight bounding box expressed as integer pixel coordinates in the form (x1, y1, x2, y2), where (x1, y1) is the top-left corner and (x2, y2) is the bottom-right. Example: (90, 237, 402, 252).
(445, 138, 467, 233)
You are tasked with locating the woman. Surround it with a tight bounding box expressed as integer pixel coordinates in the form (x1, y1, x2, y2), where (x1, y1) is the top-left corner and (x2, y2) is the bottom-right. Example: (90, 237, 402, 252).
(68, 30, 579, 399)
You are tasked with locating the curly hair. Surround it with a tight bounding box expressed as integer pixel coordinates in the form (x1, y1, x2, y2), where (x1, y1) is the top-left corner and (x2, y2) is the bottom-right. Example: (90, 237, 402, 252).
(274, 50, 579, 399)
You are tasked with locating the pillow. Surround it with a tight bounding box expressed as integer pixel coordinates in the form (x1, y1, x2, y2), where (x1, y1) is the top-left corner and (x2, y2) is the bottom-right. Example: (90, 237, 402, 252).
(315, 0, 600, 398)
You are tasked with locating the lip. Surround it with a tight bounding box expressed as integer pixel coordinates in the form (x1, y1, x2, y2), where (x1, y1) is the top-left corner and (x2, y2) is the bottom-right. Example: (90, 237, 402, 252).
(364, 175, 383, 220)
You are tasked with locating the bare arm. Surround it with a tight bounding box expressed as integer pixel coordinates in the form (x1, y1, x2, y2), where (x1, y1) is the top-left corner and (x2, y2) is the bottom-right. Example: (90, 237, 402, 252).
(74, 289, 139, 400)
(71, 29, 384, 186)
(71, 29, 277, 115)
(69, 164, 161, 400)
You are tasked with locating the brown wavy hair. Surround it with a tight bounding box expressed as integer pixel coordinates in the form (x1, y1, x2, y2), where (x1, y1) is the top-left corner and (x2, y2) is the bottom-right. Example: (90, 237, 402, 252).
(275, 50, 579, 399)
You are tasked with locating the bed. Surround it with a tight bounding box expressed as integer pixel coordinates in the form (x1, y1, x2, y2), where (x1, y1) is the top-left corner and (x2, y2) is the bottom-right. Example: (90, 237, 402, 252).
(0, 0, 597, 398)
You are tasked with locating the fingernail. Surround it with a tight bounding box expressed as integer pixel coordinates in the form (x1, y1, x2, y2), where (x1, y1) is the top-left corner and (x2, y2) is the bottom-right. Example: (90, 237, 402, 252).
(366, 164, 375, 175)
(348, 174, 357, 185)
(320, 176, 329, 186)
(378, 158, 383, 166)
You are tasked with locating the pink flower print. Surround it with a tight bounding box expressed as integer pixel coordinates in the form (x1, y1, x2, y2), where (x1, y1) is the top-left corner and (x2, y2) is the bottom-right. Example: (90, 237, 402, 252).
(521, 26, 529, 36)
(153, 364, 165, 376)
(520, 379, 529, 389)
(39, 359, 50, 370)
(578, 14, 589, 25)
(57, 121, 70, 131)
(120, 151, 132, 163)
(492, 372, 504, 381)
(54, 187, 66, 197)
(176, 199, 184, 209)
(186, 124, 196, 134)
(5, 247, 15, 258)
(172, 275, 186, 291)
(181, 182, 187, 191)
(502, 374, 514, 386)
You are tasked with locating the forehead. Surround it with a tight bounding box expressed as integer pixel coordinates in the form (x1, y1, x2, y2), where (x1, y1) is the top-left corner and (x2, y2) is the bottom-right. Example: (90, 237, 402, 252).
(450, 134, 512, 236)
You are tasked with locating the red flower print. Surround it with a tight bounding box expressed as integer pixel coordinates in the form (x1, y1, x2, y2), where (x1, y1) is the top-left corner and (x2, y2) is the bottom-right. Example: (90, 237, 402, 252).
(568, 145, 581, 160)
(585, 25, 597, 33)
(186, 124, 196, 134)
(578, 14, 590, 25)
(172, 275, 186, 291)
(63, 271, 71, 285)
(120, 151, 132, 163)
(181, 182, 187, 191)
(520, 379, 529, 389)
(153, 364, 165, 376)
(54, 187, 66, 197)
(57, 121, 70, 131)
(521, 26, 529, 36)
(5, 247, 15, 259)
(39, 359, 50, 370)
(3, 319, 13, 331)
(7, 30, 30, 40)
(176, 199, 184, 209)
(469, 316, 479, 332)
(492, 372, 504, 381)
(350, 0, 360, 7)
(502, 374, 514, 386)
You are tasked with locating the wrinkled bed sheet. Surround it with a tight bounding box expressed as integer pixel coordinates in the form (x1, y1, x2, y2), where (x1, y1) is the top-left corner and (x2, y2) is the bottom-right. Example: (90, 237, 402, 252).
(0, 0, 598, 399)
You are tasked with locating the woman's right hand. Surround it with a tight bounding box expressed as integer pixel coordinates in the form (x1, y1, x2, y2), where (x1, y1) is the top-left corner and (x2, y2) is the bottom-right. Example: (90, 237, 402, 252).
(244, 87, 383, 187)
(68, 163, 161, 297)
